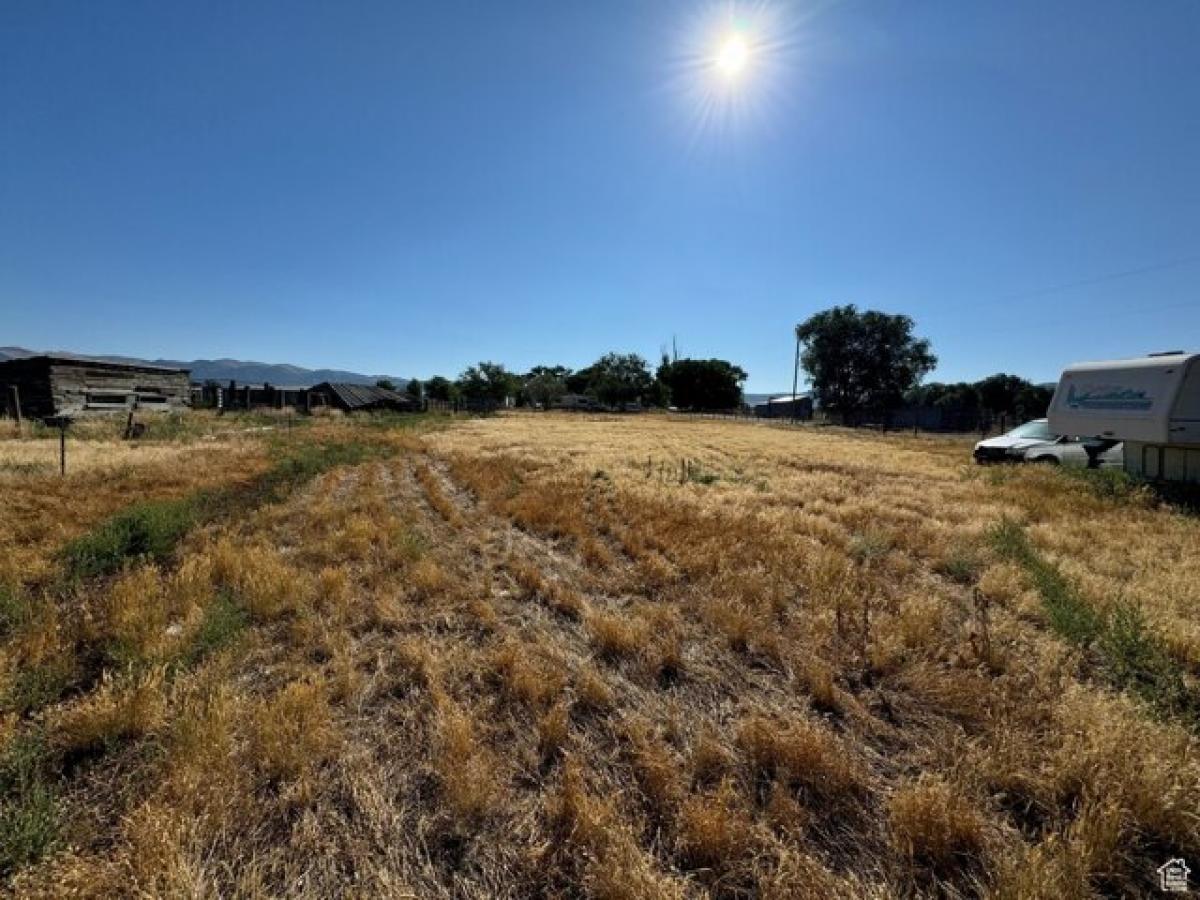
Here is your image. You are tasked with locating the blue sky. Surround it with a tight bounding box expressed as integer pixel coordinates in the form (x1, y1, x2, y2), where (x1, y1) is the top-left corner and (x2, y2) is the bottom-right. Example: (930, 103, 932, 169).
(2, 1, 1197, 391)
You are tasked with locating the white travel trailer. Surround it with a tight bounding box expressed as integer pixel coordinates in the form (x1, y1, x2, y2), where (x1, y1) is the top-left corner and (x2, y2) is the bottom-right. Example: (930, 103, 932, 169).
(1048, 351, 1200, 483)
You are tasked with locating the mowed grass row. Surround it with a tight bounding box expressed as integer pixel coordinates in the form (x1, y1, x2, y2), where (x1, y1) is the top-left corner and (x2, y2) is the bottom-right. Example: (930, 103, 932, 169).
(0, 415, 441, 878)
(418, 413, 1200, 897)
(0, 411, 1197, 897)
(59, 439, 385, 581)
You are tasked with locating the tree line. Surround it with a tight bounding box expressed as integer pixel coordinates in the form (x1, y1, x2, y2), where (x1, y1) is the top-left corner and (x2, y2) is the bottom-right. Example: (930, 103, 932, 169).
(794, 304, 1053, 426)
(384, 303, 1053, 426)
(387, 354, 749, 412)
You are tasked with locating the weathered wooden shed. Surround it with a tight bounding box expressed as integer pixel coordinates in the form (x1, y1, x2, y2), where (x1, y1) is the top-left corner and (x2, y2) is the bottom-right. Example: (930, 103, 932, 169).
(312, 382, 418, 413)
(0, 355, 191, 420)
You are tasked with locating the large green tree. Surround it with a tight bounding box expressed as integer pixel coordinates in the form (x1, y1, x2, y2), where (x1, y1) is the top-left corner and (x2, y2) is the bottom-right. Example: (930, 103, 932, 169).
(565, 366, 596, 395)
(526, 365, 573, 382)
(657, 358, 747, 410)
(795, 305, 936, 421)
(524, 371, 568, 408)
(424, 376, 457, 402)
(457, 362, 518, 404)
(582, 353, 654, 408)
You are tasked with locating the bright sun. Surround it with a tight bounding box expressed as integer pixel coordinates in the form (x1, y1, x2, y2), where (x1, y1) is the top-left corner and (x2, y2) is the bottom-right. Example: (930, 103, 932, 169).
(715, 33, 750, 77)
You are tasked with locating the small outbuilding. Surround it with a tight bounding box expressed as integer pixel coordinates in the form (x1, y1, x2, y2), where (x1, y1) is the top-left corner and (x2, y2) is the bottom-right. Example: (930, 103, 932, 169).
(753, 394, 813, 420)
(312, 382, 418, 413)
(1048, 351, 1200, 483)
(0, 354, 190, 420)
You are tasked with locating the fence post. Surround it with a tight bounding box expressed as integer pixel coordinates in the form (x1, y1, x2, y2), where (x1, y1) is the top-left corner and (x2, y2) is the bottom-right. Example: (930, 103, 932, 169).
(7, 385, 20, 430)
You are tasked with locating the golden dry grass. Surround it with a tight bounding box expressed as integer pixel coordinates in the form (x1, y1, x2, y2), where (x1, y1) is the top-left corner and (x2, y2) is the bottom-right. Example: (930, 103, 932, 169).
(1, 410, 1197, 897)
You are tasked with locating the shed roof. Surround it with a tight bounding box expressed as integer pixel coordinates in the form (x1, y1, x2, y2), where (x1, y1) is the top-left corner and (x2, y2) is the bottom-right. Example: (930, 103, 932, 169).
(763, 393, 811, 404)
(315, 382, 414, 410)
(0, 354, 189, 376)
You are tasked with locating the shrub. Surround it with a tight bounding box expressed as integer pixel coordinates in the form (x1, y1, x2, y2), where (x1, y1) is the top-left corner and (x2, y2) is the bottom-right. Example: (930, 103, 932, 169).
(689, 729, 732, 788)
(936, 547, 984, 585)
(489, 640, 566, 709)
(184, 593, 248, 667)
(62, 498, 199, 580)
(211, 540, 308, 622)
(246, 679, 340, 783)
(0, 732, 57, 874)
(676, 779, 754, 871)
(103, 565, 169, 667)
(537, 701, 571, 761)
(432, 704, 499, 825)
(407, 557, 449, 600)
(889, 776, 985, 872)
(627, 732, 683, 820)
(700, 599, 758, 653)
(797, 658, 839, 713)
(0, 780, 57, 875)
(49, 669, 166, 757)
(547, 757, 614, 852)
(587, 612, 646, 659)
(1061, 466, 1151, 506)
(0, 584, 34, 638)
(574, 667, 615, 712)
(736, 714, 861, 804)
(5, 660, 75, 716)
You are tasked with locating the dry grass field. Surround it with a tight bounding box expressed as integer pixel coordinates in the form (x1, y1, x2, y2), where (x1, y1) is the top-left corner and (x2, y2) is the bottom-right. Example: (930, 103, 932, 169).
(1, 411, 1197, 898)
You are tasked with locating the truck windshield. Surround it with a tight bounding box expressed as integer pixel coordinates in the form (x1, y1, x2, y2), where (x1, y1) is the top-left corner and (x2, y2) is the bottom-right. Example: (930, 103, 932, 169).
(1008, 420, 1055, 440)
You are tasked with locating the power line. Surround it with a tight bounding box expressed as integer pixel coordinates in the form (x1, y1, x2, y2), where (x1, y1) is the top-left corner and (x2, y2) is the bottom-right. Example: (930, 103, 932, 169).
(918, 252, 1200, 327)
(962, 298, 1199, 338)
(994, 253, 1200, 303)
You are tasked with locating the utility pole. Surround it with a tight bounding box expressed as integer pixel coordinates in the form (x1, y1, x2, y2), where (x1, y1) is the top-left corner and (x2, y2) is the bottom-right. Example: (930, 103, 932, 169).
(791, 327, 801, 424)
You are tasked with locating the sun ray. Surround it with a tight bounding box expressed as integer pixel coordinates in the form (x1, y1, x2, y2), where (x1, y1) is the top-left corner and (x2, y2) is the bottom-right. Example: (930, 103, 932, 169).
(661, 1, 805, 148)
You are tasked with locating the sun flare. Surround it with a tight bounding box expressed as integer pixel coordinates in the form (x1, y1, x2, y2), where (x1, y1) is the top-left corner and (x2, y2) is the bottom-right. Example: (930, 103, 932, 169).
(716, 33, 750, 77)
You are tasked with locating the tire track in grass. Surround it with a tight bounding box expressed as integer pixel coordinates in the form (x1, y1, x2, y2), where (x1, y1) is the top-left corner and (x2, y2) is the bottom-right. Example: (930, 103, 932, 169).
(0, 440, 396, 878)
(988, 517, 1200, 729)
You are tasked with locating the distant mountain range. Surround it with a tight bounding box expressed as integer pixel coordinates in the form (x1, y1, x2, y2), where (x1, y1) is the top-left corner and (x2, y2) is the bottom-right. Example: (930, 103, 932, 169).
(0, 347, 407, 388)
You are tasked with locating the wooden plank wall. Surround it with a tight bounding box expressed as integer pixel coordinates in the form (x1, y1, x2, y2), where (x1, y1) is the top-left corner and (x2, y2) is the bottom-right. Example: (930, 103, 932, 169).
(48, 362, 191, 416)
